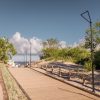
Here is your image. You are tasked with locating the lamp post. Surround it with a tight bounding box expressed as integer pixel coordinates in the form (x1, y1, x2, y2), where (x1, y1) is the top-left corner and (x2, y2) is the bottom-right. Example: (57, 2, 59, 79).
(29, 40, 31, 67)
(26, 50, 27, 66)
(24, 48, 28, 67)
(81, 10, 95, 92)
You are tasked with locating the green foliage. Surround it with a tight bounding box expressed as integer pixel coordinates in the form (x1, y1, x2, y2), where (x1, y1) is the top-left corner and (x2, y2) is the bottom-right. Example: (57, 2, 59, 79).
(0, 37, 17, 63)
(71, 47, 90, 64)
(41, 37, 96, 71)
(42, 38, 59, 48)
(41, 46, 90, 66)
(42, 48, 60, 60)
(85, 21, 100, 50)
(84, 21, 100, 70)
(94, 50, 100, 69)
(84, 61, 92, 71)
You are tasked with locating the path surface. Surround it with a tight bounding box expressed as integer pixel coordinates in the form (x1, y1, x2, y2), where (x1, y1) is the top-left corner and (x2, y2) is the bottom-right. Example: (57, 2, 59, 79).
(0, 84, 3, 100)
(9, 67, 99, 100)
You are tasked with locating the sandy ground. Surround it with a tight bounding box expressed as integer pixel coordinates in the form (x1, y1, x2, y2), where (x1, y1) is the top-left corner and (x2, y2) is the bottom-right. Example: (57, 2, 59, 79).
(9, 67, 99, 100)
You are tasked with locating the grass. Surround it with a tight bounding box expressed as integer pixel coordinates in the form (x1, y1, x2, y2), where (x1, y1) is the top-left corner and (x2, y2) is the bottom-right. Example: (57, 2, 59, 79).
(0, 63, 28, 100)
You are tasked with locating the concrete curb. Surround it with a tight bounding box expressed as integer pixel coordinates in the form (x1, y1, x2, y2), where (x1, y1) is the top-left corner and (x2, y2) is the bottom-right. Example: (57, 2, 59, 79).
(30, 67, 100, 98)
(7, 68, 31, 100)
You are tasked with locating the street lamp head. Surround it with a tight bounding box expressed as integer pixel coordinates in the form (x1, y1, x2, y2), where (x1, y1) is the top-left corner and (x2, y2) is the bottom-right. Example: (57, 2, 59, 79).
(81, 10, 92, 23)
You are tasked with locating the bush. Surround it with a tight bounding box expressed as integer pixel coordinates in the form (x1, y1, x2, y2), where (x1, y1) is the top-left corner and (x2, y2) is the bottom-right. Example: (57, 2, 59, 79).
(94, 50, 100, 70)
(84, 61, 92, 71)
(41, 47, 91, 71)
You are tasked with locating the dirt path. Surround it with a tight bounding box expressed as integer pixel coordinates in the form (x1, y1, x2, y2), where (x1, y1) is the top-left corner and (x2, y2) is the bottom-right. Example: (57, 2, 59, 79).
(9, 67, 99, 100)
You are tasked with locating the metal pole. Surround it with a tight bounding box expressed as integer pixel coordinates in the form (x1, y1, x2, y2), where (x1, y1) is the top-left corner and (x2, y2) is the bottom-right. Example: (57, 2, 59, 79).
(24, 52, 26, 67)
(30, 41, 31, 67)
(26, 50, 27, 66)
(90, 21, 95, 92)
(81, 11, 95, 92)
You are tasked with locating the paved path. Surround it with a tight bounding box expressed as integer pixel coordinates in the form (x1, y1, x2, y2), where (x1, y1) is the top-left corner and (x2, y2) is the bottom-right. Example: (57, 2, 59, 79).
(9, 68, 99, 100)
(0, 84, 3, 100)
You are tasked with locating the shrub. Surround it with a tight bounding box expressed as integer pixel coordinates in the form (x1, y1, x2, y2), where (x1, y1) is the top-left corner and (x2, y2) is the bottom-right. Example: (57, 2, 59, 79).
(84, 61, 92, 71)
(94, 50, 100, 70)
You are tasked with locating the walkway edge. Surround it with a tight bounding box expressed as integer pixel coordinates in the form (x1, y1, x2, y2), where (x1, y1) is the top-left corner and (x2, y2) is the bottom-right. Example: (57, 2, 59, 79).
(30, 67, 100, 98)
(7, 68, 31, 100)
(0, 68, 9, 100)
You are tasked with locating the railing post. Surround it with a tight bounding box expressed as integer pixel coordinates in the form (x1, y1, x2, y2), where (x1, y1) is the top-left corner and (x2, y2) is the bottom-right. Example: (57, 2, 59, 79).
(51, 65, 53, 73)
(45, 65, 47, 71)
(68, 69, 71, 80)
(59, 66, 61, 77)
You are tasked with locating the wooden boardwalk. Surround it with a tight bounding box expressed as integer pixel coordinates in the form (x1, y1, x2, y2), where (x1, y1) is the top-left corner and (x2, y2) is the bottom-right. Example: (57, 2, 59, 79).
(9, 67, 99, 100)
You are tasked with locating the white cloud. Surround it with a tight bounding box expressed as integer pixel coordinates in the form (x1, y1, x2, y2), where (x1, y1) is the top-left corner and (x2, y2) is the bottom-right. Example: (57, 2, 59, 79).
(10, 32, 69, 54)
(10, 32, 43, 54)
(59, 41, 67, 48)
(70, 38, 85, 48)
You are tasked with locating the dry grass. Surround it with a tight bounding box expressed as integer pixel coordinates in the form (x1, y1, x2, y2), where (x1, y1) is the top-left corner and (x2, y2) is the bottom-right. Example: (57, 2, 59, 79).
(0, 63, 28, 100)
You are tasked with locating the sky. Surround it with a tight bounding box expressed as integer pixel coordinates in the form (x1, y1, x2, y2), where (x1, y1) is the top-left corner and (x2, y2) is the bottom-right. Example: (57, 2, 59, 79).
(0, 0, 100, 54)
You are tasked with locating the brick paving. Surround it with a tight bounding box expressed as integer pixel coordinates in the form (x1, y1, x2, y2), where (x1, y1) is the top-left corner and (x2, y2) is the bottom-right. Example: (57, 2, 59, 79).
(9, 67, 99, 100)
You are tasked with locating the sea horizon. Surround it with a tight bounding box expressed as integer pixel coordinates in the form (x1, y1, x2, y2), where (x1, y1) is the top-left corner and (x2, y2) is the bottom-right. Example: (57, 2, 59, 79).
(12, 54, 40, 63)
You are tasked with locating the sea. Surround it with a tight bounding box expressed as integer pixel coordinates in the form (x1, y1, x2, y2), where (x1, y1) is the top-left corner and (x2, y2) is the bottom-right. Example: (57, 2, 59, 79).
(12, 54, 40, 65)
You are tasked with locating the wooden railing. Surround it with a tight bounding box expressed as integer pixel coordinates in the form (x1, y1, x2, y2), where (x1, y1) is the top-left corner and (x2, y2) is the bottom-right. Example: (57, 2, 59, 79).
(38, 62, 100, 89)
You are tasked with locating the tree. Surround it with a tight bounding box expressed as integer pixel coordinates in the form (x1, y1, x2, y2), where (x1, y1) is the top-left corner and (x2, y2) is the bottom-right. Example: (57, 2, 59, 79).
(42, 38, 59, 49)
(95, 22, 100, 44)
(0, 37, 16, 63)
(84, 21, 100, 70)
(85, 21, 100, 50)
(67, 47, 90, 64)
